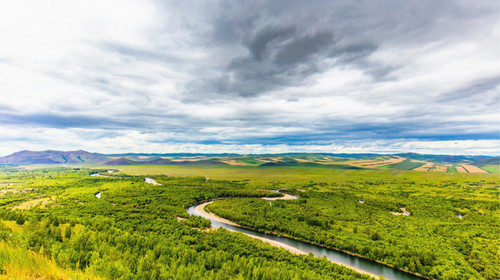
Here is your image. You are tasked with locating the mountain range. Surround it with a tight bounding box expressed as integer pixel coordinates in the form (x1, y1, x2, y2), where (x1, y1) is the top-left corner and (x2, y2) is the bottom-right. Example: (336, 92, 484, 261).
(0, 150, 498, 169)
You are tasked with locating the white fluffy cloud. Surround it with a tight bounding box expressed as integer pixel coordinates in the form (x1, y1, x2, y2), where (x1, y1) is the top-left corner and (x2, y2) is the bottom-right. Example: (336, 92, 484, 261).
(0, 1, 498, 155)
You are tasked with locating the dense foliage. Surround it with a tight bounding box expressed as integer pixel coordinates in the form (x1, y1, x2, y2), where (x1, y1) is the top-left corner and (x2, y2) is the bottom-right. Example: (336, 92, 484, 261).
(208, 170, 500, 280)
(0, 167, 370, 279)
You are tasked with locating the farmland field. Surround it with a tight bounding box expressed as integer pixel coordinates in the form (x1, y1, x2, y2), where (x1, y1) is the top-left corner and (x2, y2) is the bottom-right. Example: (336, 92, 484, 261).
(481, 165, 500, 174)
(461, 164, 489, 174)
(413, 162, 433, 171)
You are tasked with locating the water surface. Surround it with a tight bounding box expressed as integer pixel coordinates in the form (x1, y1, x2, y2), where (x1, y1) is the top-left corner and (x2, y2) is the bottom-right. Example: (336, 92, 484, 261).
(188, 202, 425, 280)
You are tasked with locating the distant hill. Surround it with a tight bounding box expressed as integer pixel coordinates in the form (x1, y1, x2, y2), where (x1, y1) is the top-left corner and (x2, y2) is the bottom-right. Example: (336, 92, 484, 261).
(395, 153, 492, 164)
(474, 156, 500, 167)
(0, 150, 107, 164)
(0, 150, 497, 170)
(102, 158, 137, 165)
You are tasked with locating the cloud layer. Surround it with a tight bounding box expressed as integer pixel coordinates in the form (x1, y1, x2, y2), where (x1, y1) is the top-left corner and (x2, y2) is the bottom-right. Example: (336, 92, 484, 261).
(0, 0, 498, 155)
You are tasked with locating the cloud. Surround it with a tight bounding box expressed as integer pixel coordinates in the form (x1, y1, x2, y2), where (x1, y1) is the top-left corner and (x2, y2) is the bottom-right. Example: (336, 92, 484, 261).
(0, 125, 498, 156)
(0, 0, 498, 155)
(247, 25, 297, 61)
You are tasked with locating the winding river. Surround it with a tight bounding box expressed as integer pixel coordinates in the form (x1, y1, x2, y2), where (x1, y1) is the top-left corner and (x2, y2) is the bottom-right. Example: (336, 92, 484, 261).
(187, 195, 426, 280)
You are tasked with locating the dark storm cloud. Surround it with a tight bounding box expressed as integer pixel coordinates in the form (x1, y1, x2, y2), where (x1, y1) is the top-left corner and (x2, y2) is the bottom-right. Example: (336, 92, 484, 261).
(180, 0, 423, 98)
(437, 77, 500, 102)
(0, 0, 498, 155)
(185, 27, 336, 98)
(274, 31, 334, 65)
(247, 25, 296, 61)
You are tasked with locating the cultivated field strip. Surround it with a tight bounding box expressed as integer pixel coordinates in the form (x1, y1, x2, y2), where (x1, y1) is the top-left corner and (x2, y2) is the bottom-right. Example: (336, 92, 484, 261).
(413, 162, 434, 171)
(344, 156, 406, 167)
(432, 165, 448, 172)
(456, 165, 468, 173)
(461, 164, 489, 174)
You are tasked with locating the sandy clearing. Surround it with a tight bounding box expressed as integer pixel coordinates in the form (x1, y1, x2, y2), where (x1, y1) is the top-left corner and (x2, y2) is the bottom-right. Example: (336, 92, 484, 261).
(461, 164, 489, 174)
(194, 202, 239, 226)
(145, 177, 161, 185)
(456, 165, 468, 173)
(0, 189, 19, 196)
(13, 198, 51, 210)
(413, 162, 434, 172)
(262, 193, 297, 200)
(195, 201, 379, 279)
(391, 207, 410, 216)
(247, 235, 306, 255)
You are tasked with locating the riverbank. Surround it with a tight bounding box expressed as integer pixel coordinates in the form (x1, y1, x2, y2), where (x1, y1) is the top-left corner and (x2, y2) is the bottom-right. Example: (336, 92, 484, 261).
(195, 201, 381, 279)
(193, 198, 430, 280)
(261, 193, 297, 200)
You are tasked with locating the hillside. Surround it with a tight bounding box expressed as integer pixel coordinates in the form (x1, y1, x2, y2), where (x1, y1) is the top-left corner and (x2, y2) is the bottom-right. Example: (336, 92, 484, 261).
(0, 150, 107, 165)
(0, 150, 497, 174)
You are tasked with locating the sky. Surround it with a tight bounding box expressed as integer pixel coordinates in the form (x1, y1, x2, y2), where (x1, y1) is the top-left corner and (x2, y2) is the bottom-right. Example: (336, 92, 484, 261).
(0, 0, 499, 156)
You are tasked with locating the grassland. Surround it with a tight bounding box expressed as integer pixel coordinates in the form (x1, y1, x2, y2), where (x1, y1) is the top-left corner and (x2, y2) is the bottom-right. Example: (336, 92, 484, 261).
(380, 159, 425, 170)
(0, 241, 101, 279)
(0, 163, 498, 280)
(481, 165, 499, 174)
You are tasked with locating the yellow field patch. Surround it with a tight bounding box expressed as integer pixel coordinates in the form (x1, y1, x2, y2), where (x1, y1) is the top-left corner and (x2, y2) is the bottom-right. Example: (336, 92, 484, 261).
(414, 162, 434, 171)
(0, 189, 19, 196)
(343, 156, 406, 168)
(256, 157, 282, 163)
(461, 164, 488, 174)
(170, 156, 211, 162)
(432, 165, 448, 172)
(220, 159, 248, 166)
(294, 158, 311, 163)
(456, 165, 468, 173)
(12, 198, 51, 210)
(1, 220, 23, 234)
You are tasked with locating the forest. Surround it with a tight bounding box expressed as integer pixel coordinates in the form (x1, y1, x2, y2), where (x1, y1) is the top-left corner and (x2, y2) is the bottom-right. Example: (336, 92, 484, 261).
(0, 165, 498, 279)
(0, 167, 372, 279)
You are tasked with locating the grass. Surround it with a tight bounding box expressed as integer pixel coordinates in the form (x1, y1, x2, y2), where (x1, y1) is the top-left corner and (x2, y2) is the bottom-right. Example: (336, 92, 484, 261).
(0, 242, 101, 279)
(0, 220, 23, 234)
(380, 159, 425, 170)
(447, 165, 458, 173)
(11, 197, 51, 210)
(235, 157, 265, 166)
(0, 165, 498, 279)
(112, 164, 499, 189)
(481, 165, 499, 174)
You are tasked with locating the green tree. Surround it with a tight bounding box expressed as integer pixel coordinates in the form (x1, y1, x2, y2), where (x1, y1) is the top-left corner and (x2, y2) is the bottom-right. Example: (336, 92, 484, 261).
(65, 225, 72, 239)
(15, 215, 25, 225)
